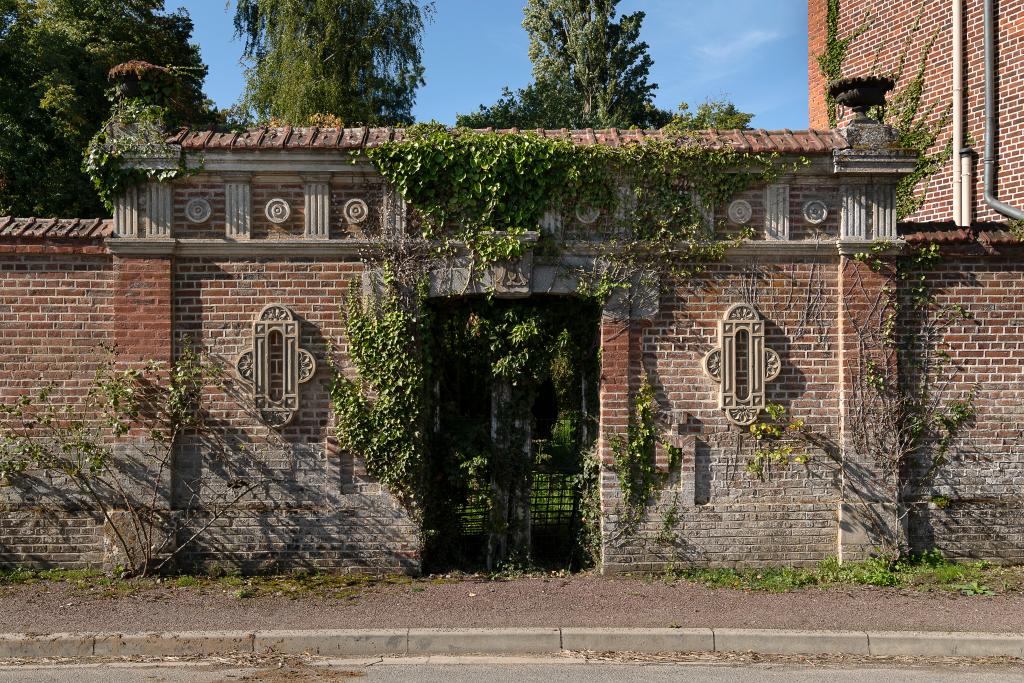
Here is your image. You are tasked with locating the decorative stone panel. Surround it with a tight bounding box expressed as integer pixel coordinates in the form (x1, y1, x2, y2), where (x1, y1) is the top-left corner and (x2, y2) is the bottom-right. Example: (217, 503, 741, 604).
(235, 304, 316, 428)
(870, 184, 897, 239)
(342, 198, 369, 225)
(185, 198, 212, 224)
(803, 199, 829, 225)
(702, 303, 781, 425)
(690, 192, 715, 233)
(382, 184, 406, 238)
(840, 184, 869, 240)
(264, 198, 292, 225)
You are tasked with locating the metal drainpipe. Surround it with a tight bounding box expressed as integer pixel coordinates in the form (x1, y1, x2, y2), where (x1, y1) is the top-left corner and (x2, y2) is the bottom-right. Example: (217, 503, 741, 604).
(961, 149, 974, 226)
(952, 0, 964, 225)
(984, 0, 1024, 221)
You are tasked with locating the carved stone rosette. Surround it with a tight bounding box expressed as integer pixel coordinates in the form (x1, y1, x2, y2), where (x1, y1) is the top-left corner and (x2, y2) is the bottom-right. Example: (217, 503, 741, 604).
(703, 303, 781, 426)
(235, 304, 316, 427)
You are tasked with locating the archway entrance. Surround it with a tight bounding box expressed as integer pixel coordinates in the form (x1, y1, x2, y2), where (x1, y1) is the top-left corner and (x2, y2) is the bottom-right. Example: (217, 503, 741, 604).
(421, 296, 601, 572)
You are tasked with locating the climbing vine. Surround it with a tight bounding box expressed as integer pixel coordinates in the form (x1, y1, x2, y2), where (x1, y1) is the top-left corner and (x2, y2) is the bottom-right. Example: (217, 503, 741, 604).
(818, 1, 952, 220)
(746, 403, 812, 480)
(611, 377, 658, 514)
(330, 273, 430, 507)
(364, 125, 782, 281)
(817, 0, 871, 127)
(878, 19, 952, 220)
(839, 241, 978, 554)
(610, 376, 682, 529)
(83, 64, 202, 211)
(336, 128, 799, 567)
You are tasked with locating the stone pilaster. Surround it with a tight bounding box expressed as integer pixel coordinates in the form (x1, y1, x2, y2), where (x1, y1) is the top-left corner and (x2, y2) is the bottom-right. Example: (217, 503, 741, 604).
(382, 183, 407, 239)
(839, 182, 899, 241)
(840, 184, 870, 240)
(224, 173, 252, 240)
(832, 132, 914, 242)
(113, 186, 140, 238)
(765, 184, 790, 240)
(302, 173, 332, 239)
(144, 182, 173, 238)
(836, 253, 905, 561)
(597, 306, 650, 572)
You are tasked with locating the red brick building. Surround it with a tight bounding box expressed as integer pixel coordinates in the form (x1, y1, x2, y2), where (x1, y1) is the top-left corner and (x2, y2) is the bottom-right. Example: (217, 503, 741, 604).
(809, 0, 1024, 225)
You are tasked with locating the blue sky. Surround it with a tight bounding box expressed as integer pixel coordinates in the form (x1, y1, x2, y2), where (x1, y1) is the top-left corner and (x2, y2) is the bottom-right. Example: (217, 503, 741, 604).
(168, 0, 809, 130)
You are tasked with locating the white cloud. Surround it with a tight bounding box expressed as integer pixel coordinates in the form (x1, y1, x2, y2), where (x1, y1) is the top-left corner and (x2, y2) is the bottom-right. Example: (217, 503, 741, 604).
(694, 29, 783, 63)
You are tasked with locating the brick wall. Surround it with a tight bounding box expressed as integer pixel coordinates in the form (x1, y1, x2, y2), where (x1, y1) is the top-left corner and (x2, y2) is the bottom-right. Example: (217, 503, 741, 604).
(808, 0, 1024, 224)
(3, 239, 1023, 571)
(3, 151, 1023, 573)
(808, 0, 830, 130)
(170, 257, 420, 573)
(0, 243, 115, 569)
(903, 254, 1024, 563)
(601, 259, 844, 570)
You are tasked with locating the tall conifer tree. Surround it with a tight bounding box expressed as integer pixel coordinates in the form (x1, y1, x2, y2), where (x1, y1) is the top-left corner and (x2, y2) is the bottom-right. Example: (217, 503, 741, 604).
(521, 0, 657, 128)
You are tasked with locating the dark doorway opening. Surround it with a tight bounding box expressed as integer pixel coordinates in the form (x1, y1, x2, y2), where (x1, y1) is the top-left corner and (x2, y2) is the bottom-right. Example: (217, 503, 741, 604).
(421, 296, 601, 573)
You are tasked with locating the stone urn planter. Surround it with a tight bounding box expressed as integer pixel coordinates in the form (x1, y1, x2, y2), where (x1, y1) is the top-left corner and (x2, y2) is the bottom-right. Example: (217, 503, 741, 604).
(828, 76, 895, 123)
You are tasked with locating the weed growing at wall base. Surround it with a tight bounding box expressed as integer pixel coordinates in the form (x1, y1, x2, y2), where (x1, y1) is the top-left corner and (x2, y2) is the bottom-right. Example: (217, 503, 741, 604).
(667, 551, 1016, 594)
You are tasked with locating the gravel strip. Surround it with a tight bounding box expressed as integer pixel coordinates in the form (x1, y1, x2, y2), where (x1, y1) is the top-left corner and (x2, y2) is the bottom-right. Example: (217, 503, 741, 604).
(1, 575, 1022, 634)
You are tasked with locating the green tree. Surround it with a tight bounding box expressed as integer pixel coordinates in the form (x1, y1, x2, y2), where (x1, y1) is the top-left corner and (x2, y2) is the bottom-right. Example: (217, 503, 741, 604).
(456, 78, 589, 130)
(234, 0, 433, 126)
(521, 0, 659, 128)
(459, 2, 752, 131)
(0, 0, 211, 218)
(663, 98, 755, 133)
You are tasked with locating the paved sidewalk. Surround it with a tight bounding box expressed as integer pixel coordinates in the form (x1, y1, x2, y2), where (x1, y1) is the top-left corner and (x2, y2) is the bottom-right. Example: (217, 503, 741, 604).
(3, 574, 1023, 661)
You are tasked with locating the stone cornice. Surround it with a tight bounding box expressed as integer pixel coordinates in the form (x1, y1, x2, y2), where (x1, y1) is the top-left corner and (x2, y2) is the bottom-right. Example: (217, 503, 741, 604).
(836, 239, 906, 257)
(183, 151, 372, 175)
(832, 150, 917, 176)
(103, 237, 894, 261)
(105, 238, 376, 258)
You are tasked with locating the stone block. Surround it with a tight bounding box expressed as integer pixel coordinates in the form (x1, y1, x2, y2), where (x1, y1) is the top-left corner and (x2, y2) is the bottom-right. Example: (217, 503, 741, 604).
(561, 628, 714, 653)
(407, 628, 560, 655)
(713, 628, 869, 655)
(867, 631, 1024, 658)
(254, 629, 408, 656)
(0, 633, 94, 659)
(92, 630, 254, 656)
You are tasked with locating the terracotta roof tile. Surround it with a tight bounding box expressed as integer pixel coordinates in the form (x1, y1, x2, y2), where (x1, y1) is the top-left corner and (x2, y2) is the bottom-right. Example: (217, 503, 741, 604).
(0, 217, 113, 240)
(167, 126, 849, 154)
(900, 221, 1021, 246)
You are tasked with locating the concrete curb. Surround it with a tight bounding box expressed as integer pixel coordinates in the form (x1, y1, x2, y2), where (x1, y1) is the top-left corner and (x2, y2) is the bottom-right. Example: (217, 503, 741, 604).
(0, 628, 1022, 660)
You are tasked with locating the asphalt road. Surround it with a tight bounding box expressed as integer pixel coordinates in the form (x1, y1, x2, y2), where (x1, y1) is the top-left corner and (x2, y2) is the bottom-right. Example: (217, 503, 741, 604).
(2, 657, 1023, 683)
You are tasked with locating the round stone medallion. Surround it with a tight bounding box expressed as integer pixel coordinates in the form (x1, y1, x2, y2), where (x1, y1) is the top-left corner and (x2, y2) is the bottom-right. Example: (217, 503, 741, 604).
(265, 198, 292, 224)
(343, 198, 369, 224)
(803, 200, 829, 225)
(184, 198, 212, 224)
(575, 205, 601, 225)
(728, 199, 753, 225)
